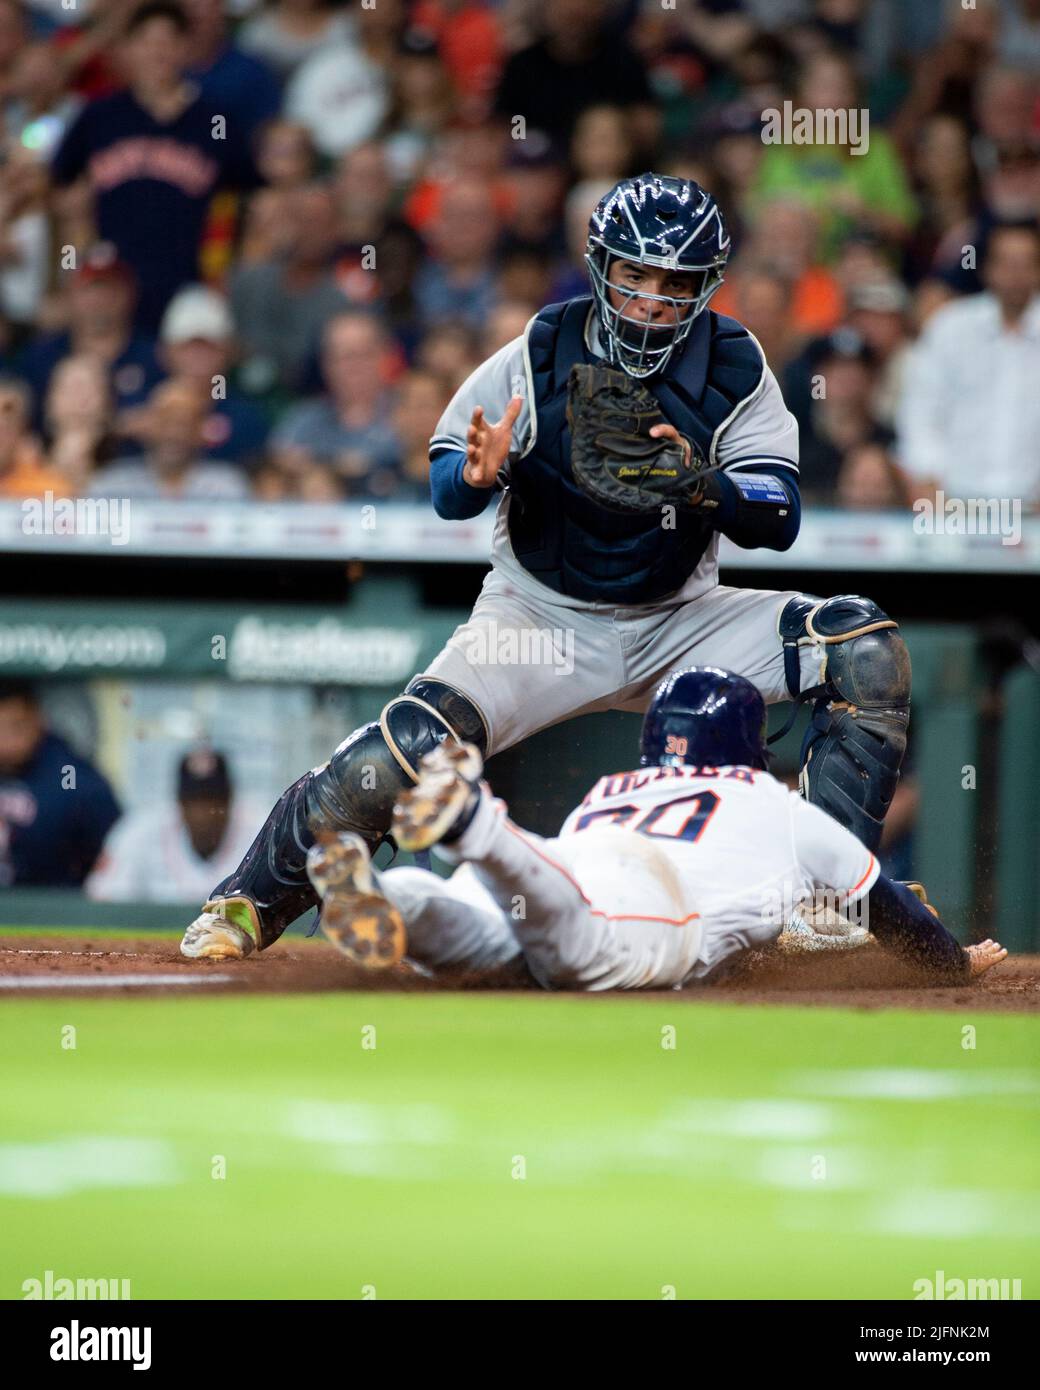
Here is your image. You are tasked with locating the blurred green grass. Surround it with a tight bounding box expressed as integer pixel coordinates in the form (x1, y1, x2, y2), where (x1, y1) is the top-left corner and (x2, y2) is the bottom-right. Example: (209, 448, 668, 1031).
(1, 993, 1037, 1299)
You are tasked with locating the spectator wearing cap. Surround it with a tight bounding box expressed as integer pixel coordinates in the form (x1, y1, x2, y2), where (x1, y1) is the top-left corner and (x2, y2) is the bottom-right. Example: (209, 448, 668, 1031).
(494, 0, 657, 151)
(87, 747, 259, 903)
(897, 221, 1040, 506)
(89, 377, 249, 500)
(17, 244, 162, 429)
(847, 277, 911, 428)
(0, 375, 70, 499)
(0, 679, 120, 888)
(268, 310, 403, 500)
(154, 285, 268, 468)
(50, 2, 255, 332)
(788, 327, 892, 503)
(230, 182, 350, 395)
(499, 133, 568, 263)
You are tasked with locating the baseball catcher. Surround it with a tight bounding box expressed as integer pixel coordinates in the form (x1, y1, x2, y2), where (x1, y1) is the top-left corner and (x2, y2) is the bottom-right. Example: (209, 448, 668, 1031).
(302, 668, 1006, 988)
(181, 173, 921, 965)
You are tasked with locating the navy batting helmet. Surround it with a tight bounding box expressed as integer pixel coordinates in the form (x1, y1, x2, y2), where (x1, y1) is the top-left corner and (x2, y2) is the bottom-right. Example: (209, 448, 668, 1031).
(639, 666, 768, 770)
(586, 173, 730, 378)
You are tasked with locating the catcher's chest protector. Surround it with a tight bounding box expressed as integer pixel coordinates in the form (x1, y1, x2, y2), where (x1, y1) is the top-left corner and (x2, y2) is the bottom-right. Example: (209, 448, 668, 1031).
(511, 297, 764, 603)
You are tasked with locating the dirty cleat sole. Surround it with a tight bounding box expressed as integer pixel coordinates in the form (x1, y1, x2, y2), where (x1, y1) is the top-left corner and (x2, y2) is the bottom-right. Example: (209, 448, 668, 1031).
(306, 831, 406, 970)
(393, 741, 483, 852)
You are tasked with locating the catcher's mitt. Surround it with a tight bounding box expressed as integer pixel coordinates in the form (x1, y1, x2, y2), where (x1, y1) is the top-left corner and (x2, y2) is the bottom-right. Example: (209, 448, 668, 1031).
(566, 363, 710, 514)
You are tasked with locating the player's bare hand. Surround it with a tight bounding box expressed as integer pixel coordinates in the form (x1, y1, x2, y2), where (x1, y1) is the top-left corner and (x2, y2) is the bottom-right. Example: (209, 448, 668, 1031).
(463, 396, 523, 488)
(966, 939, 1008, 978)
(649, 422, 692, 468)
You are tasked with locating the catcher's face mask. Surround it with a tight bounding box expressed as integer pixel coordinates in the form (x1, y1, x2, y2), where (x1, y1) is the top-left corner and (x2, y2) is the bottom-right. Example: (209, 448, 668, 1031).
(585, 173, 730, 378)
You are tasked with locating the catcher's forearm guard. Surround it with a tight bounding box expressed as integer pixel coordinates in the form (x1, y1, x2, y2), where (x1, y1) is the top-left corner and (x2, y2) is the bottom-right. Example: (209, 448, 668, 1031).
(693, 469, 800, 550)
(777, 594, 911, 853)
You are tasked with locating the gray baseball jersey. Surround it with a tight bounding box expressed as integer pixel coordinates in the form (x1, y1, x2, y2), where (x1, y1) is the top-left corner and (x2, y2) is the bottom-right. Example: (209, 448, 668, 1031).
(422, 314, 813, 756)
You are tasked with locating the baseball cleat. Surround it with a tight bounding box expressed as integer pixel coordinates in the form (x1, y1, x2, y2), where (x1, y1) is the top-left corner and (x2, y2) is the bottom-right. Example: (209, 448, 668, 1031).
(306, 831, 406, 969)
(180, 905, 256, 960)
(392, 740, 483, 852)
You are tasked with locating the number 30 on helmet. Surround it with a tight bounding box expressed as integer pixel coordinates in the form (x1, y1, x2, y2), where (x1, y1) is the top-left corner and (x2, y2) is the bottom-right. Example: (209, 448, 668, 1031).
(640, 666, 769, 771)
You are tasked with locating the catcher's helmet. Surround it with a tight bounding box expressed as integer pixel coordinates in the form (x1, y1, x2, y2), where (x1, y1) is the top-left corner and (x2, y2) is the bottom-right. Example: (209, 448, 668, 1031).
(639, 666, 768, 770)
(586, 173, 730, 378)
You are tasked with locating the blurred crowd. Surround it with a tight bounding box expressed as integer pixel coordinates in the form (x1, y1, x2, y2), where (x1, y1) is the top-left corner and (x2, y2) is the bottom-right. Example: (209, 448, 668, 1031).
(0, 0, 1036, 511)
(0, 675, 258, 896)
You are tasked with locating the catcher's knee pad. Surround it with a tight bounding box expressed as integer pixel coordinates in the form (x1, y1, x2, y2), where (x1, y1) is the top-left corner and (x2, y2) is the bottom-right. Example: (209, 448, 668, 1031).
(779, 594, 911, 852)
(306, 678, 489, 845)
(402, 676, 490, 752)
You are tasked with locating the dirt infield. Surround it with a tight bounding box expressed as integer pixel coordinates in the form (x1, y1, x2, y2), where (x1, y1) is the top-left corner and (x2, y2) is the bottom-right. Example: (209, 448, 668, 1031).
(1, 934, 1038, 1011)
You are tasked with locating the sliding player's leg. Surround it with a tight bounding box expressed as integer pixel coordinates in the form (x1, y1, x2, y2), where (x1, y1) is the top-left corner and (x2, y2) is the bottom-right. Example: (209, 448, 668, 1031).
(382, 862, 522, 972)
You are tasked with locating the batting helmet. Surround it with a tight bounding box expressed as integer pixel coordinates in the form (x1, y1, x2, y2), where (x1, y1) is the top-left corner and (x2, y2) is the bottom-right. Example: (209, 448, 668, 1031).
(639, 666, 768, 770)
(585, 173, 730, 378)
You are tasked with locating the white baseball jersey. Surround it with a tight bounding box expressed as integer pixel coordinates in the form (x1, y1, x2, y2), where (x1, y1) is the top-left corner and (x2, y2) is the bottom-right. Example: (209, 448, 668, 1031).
(383, 761, 878, 990)
(85, 803, 262, 904)
(552, 762, 879, 981)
